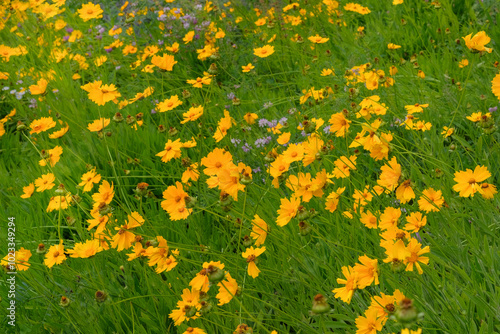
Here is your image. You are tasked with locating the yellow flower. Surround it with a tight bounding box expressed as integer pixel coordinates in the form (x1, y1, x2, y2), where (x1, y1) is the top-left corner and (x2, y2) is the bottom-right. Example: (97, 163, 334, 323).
(78, 2, 103, 22)
(151, 54, 177, 71)
(388, 43, 401, 49)
(308, 34, 329, 43)
(34, 173, 56, 192)
(87, 118, 110, 132)
(39, 146, 63, 167)
(242, 246, 266, 278)
(459, 59, 469, 68)
(181, 105, 204, 124)
(492, 73, 500, 101)
(241, 63, 255, 73)
(183, 31, 195, 44)
(453, 165, 491, 197)
(332, 265, 358, 304)
(253, 45, 275, 58)
(156, 95, 182, 112)
(462, 31, 492, 53)
(79, 169, 102, 192)
(250, 215, 268, 246)
(21, 183, 35, 198)
(44, 241, 67, 268)
(29, 78, 48, 95)
(30, 117, 56, 134)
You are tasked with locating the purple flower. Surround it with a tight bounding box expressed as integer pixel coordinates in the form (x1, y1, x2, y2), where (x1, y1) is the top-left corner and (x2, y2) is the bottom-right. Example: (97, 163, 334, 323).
(63, 36, 69, 41)
(253, 167, 261, 173)
(258, 118, 270, 127)
(227, 92, 235, 100)
(489, 106, 497, 113)
(105, 48, 113, 53)
(242, 143, 252, 152)
(65, 27, 73, 33)
(323, 125, 331, 133)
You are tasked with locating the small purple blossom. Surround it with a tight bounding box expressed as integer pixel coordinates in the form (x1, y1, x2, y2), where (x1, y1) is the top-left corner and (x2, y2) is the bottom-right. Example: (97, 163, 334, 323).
(65, 27, 73, 33)
(263, 101, 273, 109)
(242, 143, 252, 152)
(227, 92, 235, 100)
(231, 138, 241, 147)
(323, 125, 331, 133)
(255, 136, 272, 148)
(489, 106, 497, 113)
(258, 119, 271, 127)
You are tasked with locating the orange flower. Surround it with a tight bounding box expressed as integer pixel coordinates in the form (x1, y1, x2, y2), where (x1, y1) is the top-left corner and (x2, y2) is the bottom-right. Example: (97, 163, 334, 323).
(250, 215, 268, 246)
(39, 146, 63, 167)
(329, 112, 351, 137)
(44, 241, 67, 268)
(453, 165, 491, 197)
(34, 173, 56, 192)
(492, 73, 500, 101)
(187, 76, 211, 88)
(29, 78, 48, 95)
(30, 117, 56, 134)
(181, 105, 204, 124)
(462, 31, 492, 53)
(308, 35, 329, 43)
(78, 2, 103, 21)
(20, 183, 35, 199)
(156, 139, 183, 163)
(201, 148, 233, 176)
(79, 169, 102, 192)
(111, 212, 145, 251)
(332, 265, 358, 304)
(151, 54, 177, 71)
(241, 63, 255, 73)
(418, 188, 444, 212)
(253, 45, 275, 58)
(387, 43, 401, 50)
(242, 246, 266, 278)
(87, 118, 110, 132)
(183, 31, 195, 44)
(276, 196, 300, 227)
(92, 180, 114, 205)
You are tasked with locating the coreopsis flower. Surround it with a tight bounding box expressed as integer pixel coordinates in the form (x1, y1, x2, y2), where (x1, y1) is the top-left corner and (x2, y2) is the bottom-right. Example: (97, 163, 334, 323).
(49, 121, 69, 139)
(92, 180, 114, 206)
(234, 324, 253, 334)
(86, 82, 121, 106)
(253, 45, 275, 58)
(244, 112, 258, 124)
(161, 182, 192, 221)
(388, 43, 401, 49)
(276, 132, 290, 145)
(111, 212, 145, 251)
(169, 288, 201, 326)
(127, 243, 147, 261)
(344, 3, 371, 14)
(47, 194, 72, 212)
(302, 134, 324, 167)
(401, 329, 422, 334)
(128, 87, 154, 103)
(144, 236, 178, 273)
(480, 183, 497, 199)
(67, 239, 103, 258)
(1, 247, 32, 271)
(417, 70, 425, 79)
(213, 109, 235, 142)
(151, 54, 177, 71)
(321, 68, 335, 76)
(395, 180, 415, 204)
(217, 163, 246, 200)
(78, 2, 103, 21)
(332, 266, 358, 304)
(462, 31, 492, 53)
(21, 183, 35, 198)
(353, 255, 379, 289)
(87, 118, 111, 133)
(182, 163, 200, 183)
(382, 239, 410, 271)
(35, 173, 56, 192)
(441, 126, 454, 138)
(165, 42, 180, 53)
(405, 238, 430, 274)
(276, 196, 301, 227)
(187, 76, 211, 88)
(216, 272, 239, 306)
(181, 105, 204, 124)
(377, 156, 401, 191)
(29, 78, 48, 95)
(405, 103, 429, 114)
(418, 188, 444, 212)
(308, 35, 329, 43)
(282, 143, 304, 164)
(183, 328, 207, 334)
(492, 73, 500, 101)
(39, 146, 63, 167)
(453, 165, 491, 197)
(30, 117, 56, 134)
(404, 212, 427, 232)
(329, 112, 351, 137)
(353, 186, 374, 208)
(87, 211, 111, 233)
(242, 246, 266, 278)
(190, 261, 225, 292)
(355, 307, 385, 334)
(183, 31, 195, 44)
(286, 173, 323, 202)
(44, 241, 67, 268)
(241, 63, 255, 72)
(79, 169, 101, 192)
(201, 148, 233, 176)
(459, 59, 469, 68)
(156, 139, 183, 163)
(378, 207, 401, 231)
(250, 215, 268, 246)
(360, 210, 378, 229)
(332, 155, 357, 178)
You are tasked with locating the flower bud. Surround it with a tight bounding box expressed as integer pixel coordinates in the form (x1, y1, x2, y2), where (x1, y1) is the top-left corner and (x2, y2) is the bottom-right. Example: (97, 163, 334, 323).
(207, 265, 225, 283)
(37, 243, 46, 254)
(296, 206, 310, 221)
(60, 296, 70, 307)
(395, 298, 418, 326)
(311, 294, 330, 314)
(185, 196, 197, 208)
(95, 290, 107, 303)
(299, 221, 312, 236)
(113, 112, 124, 123)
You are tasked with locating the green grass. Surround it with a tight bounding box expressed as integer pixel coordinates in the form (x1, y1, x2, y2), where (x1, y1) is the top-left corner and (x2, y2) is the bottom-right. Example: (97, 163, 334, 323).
(1, 0, 500, 333)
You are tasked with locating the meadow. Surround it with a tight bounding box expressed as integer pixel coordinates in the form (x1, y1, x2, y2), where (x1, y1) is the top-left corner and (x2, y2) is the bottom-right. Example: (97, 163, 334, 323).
(1, 0, 500, 333)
